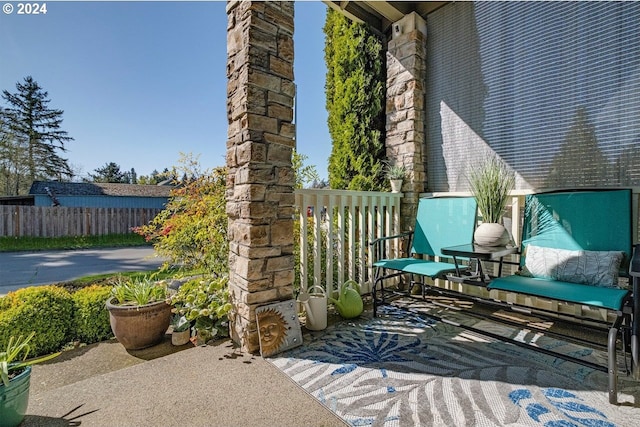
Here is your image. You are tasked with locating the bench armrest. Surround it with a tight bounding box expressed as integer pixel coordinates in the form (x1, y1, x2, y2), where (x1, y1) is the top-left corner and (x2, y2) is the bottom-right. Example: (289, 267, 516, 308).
(370, 231, 413, 264)
(369, 231, 413, 246)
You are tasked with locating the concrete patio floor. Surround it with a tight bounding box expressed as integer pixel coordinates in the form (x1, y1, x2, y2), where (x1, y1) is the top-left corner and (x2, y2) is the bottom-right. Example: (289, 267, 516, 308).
(23, 336, 347, 427)
(18, 295, 640, 426)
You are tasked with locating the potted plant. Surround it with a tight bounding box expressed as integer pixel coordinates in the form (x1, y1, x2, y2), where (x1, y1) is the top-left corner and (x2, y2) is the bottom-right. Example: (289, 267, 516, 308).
(468, 154, 516, 246)
(170, 315, 191, 346)
(1, 333, 59, 427)
(170, 275, 232, 346)
(105, 276, 172, 350)
(385, 162, 406, 193)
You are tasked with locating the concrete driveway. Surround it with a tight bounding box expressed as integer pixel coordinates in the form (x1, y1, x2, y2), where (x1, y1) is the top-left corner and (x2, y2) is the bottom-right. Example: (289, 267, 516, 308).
(0, 247, 165, 294)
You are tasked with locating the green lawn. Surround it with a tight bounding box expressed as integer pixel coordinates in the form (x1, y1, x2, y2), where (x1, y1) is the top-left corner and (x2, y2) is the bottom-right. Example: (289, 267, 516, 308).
(0, 233, 150, 252)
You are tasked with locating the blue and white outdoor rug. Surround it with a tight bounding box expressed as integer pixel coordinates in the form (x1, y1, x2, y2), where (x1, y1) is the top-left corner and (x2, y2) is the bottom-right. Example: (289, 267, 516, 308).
(271, 305, 640, 427)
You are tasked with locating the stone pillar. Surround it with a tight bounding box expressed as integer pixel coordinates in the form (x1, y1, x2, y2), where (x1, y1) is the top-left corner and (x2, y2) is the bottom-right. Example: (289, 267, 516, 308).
(386, 12, 427, 232)
(226, 1, 295, 353)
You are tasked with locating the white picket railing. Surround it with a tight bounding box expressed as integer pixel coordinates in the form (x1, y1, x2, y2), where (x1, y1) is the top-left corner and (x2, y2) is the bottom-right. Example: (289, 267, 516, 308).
(294, 189, 403, 298)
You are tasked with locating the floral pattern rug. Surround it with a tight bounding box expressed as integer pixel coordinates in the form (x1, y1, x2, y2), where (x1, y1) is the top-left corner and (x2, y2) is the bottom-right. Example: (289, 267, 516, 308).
(270, 304, 640, 427)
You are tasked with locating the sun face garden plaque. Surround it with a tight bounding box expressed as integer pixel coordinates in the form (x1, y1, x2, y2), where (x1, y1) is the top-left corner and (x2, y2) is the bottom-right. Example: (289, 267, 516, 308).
(256, 299, 302, 357)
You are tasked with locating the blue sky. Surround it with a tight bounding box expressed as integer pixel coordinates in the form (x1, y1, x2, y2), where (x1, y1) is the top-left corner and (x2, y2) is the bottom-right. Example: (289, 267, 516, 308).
(0, 0, 331, 180)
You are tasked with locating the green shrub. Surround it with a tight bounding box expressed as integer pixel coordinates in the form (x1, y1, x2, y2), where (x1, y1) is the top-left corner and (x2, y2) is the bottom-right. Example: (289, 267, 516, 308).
(134, 157, 228, 275)
(72, 285, 113, 344)
(0, 294, 12, 311)
(0, 286, 74, 356)
(170, 275, 231, 339)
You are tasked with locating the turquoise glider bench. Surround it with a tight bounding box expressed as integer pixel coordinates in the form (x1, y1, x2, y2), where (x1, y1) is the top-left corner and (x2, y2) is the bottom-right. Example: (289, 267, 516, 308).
(371, 190, 638, 405)
(488, 189, 637, 404)
(371, 196, 477, 316)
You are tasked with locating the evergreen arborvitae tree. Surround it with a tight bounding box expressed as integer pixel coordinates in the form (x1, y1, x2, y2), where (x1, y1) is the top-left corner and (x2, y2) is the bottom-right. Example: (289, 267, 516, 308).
(324, 9, 386, 191)
(1, 76, 74, 190)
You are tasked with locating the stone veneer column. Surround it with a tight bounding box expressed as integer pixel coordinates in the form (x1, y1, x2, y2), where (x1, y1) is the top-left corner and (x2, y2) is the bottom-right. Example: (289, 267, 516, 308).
(226, 1, 295, 353)
(386, 12, 427, 233)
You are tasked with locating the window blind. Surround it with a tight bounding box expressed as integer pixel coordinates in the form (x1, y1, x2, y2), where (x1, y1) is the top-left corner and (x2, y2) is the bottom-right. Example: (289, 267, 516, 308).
(426, 1, 640, 191)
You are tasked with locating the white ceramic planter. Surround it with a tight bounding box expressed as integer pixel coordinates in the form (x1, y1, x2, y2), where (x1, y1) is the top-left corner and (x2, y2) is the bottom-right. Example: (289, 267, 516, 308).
(390, 179, 403, 193)
(474, 222, 510, 247)
(171, 329, 191, 346)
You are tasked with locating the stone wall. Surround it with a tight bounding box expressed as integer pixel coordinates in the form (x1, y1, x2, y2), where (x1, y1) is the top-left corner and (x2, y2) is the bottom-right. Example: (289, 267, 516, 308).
(385, 13, 428, 233)
(226, 0, 295, 353)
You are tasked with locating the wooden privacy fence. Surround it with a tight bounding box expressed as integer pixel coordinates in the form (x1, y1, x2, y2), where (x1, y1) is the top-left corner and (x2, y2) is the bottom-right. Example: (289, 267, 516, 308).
(0, 206, 162, 237)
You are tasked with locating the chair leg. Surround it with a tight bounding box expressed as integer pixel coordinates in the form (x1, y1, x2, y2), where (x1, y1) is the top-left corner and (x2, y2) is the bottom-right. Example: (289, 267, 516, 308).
(608, 325, 618, 404)
(373, 267, 382, 317)
(632, 279, 640, 380)
(633, 332, 640, 381)
(608, 314, 624, 404)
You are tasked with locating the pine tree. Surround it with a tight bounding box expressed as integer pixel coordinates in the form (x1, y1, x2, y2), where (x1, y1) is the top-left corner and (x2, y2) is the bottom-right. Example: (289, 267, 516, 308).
(1, 76, 74, 191)
(324, 9, 386, 191)
(90, 162, 129, 183)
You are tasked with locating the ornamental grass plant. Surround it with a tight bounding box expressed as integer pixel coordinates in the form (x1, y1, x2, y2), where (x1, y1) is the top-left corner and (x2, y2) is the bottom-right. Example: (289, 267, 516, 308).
(468, 155, 515, 223)
(1, 332, 59, 386)
(384, 163, 407, 180)
(109, 276, 167, 306)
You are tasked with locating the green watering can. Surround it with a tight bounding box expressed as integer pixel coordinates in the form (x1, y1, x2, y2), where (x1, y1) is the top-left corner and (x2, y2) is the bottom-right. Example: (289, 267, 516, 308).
(329, 280, 364, 319)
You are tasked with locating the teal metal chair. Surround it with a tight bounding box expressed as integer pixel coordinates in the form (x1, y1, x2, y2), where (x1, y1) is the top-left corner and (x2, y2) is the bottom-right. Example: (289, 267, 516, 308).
(488, 189, 635, 404)
(371, 197, 477, 316)
(490, 190, 633, 310)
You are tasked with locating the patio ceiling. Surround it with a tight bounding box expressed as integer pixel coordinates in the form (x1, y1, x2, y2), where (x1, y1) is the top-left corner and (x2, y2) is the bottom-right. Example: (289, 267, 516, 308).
(323, 1, 448, 36)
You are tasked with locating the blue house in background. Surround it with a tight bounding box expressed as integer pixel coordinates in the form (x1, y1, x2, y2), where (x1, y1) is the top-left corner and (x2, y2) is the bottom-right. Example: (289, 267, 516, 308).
(28, 181, 172, 208)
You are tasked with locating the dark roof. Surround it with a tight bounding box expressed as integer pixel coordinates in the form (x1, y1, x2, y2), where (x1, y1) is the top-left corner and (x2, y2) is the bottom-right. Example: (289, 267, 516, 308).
(29, 181, 173, 198)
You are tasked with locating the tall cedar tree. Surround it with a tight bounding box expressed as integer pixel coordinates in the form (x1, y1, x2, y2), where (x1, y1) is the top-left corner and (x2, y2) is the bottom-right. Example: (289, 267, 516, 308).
(1, 76, 73, 193)
(324, 9, 386, 191)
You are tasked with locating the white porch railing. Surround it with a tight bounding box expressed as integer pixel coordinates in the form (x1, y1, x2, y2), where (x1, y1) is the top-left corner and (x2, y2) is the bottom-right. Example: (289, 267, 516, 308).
(294, 189, 403, 298)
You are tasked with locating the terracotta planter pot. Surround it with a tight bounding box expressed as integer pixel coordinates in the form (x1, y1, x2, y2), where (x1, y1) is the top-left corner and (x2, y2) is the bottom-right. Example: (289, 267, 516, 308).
(0, 366, 31, 427)
(106, 298, 172, 350)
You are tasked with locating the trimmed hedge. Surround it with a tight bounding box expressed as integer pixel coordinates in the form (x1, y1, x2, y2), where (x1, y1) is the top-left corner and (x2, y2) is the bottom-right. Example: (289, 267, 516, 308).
(72, 285, 113, 344)
(0, 286, 74, 356)
(0, 284, 115, 356)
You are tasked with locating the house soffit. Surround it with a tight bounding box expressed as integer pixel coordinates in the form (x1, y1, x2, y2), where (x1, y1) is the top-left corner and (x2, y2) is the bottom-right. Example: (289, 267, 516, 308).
(323, 1, 448, 36)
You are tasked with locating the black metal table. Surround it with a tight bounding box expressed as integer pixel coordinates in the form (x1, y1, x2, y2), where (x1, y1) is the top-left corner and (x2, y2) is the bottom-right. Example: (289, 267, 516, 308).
(441, 243, 519, 284)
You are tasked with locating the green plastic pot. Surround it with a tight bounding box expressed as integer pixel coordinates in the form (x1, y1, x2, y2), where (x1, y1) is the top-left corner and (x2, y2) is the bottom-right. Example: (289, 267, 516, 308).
(0, 366, 31, 427)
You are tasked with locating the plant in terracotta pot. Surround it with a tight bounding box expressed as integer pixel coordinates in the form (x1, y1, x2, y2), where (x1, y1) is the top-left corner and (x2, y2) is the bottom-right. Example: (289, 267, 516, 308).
(105, 276, 172, 350)
(468, 154, 515, 246)
(169, 275, 232, 345)
(385, 162, 406, 193)
(1, 333, 59, 427)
